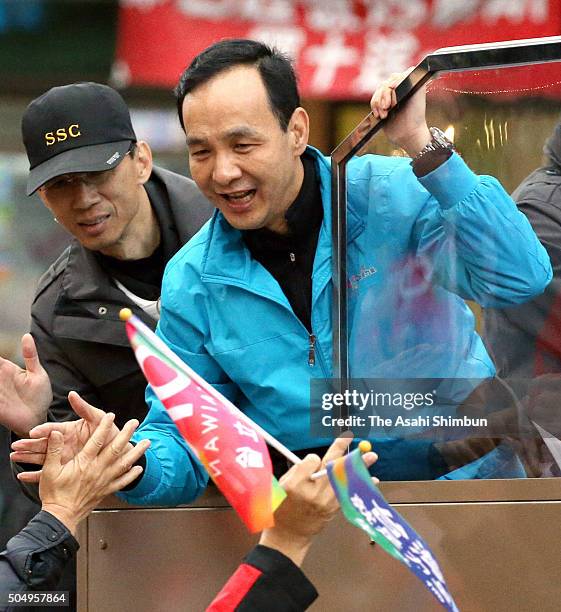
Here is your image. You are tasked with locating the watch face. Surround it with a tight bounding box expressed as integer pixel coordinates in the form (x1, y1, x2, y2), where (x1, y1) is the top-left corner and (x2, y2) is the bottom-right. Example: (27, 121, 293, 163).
(430, 127, 454, 149)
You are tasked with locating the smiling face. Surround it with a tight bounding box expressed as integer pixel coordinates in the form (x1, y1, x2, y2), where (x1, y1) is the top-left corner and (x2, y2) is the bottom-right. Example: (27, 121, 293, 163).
(182, 65, 309, 234)
(38, 142, 156, 258)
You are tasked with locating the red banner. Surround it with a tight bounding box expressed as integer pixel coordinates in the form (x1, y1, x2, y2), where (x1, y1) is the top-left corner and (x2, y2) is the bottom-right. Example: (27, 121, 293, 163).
(115, 0, 561, 99)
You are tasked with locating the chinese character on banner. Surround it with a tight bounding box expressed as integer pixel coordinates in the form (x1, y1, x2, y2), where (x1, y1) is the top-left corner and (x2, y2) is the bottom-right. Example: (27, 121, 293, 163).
(305, 0, 361, 31)
(305, 33, 359, 93)
(116, 1, 561, 98)
(363, 0, 426, 29)
(353, 31, 419, 96)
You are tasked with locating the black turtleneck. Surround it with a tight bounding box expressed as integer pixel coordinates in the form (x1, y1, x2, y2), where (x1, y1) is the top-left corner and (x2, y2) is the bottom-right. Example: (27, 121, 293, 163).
(242, 152, 323, 332)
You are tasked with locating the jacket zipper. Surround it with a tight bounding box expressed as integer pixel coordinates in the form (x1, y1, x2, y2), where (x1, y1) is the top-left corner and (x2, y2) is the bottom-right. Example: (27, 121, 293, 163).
(287, 250, 316, 368)
(308, 333, 316, 367)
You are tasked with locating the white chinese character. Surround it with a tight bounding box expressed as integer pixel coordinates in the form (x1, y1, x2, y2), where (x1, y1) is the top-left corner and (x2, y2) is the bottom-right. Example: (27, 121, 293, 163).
(417, 545, 444, 582)
(368, 498, 409, 543)
(351, 494, 408, 551)
(177, 0, 231, 19)
(428, 577, 457, 610)
(403, 539, 443, 581)
(353, 31, 419, 96)
(249, 25, 306, 60)
(304, 0, 360, 32)
(235, 447, 265, 468)
(351, 493, 368, 515)
(234, 421, 260, 442)
(431, 0, 480, 28)
(527, 0, 549, 22)
(426, 579, 445, 603)
(242, 0, 294, 23)
(363, 0, 426, 29)
(481, 0, 547, 24)
(177, 0, 294, 22)
(304, 33, 359, 93)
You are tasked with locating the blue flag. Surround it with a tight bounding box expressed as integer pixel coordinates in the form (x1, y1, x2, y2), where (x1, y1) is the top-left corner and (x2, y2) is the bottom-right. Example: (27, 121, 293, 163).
(327, 448, 459, 612)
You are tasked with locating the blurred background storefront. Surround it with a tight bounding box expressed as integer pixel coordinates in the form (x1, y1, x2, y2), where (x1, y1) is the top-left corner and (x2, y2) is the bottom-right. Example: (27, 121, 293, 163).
(2, 0, 561, 547)
(2, 0, 561, 361)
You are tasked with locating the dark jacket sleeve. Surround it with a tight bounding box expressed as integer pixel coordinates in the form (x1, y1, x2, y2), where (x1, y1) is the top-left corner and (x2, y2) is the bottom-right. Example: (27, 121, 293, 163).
(483, 173, 561, 377)
(0, 511, 78, 610)
(31, 298, 99, 424)
(206, 545, 318, 612)
(516, 191, 561, 370)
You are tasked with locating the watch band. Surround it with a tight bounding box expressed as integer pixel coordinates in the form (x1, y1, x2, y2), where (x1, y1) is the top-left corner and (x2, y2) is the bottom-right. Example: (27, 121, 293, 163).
(411, 127, 456, 178)
(413, 127, 456, 161)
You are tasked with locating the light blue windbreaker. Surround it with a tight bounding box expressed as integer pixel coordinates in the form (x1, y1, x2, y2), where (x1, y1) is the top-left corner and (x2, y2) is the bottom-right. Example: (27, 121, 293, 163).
(118, 148, 552, 506)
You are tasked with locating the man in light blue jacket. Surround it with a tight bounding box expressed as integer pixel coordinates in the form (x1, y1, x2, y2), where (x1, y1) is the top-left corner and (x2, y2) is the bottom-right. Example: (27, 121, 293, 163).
(108, 39, 552, 506)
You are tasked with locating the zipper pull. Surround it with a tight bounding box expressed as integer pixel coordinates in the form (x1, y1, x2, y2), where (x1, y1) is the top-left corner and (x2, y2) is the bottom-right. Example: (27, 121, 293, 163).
(308, 333, 316, 367)
(289, 252, 296, 263)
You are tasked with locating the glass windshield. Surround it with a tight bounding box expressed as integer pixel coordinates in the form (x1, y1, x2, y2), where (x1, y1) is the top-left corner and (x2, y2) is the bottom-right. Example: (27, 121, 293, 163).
(319, 57, 561, 481)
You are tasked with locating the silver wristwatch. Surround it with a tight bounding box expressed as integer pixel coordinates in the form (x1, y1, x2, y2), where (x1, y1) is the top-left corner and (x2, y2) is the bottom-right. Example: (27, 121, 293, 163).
(414, 127, 455, 159)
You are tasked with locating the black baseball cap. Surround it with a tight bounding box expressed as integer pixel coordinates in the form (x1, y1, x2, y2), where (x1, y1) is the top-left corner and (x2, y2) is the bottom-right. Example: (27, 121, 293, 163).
(22, 82, 137, 195)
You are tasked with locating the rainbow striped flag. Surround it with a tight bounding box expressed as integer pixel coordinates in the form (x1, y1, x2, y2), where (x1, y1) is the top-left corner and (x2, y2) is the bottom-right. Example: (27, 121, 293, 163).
(124, 312, 286, 533)
(327, 448, 459, 612)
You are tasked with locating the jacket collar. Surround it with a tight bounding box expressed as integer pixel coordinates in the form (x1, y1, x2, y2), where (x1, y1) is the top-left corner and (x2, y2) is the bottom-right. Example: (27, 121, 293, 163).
(61, 240, 124, 302)
(201, 146, 365, 290)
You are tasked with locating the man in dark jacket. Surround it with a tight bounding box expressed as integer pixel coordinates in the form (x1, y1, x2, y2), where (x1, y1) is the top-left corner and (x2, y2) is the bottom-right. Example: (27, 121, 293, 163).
(481, 121, 561, 478)
(483, 121, 561, 379)
(0, 82, 212, 437)
(0, 82, 212, 605)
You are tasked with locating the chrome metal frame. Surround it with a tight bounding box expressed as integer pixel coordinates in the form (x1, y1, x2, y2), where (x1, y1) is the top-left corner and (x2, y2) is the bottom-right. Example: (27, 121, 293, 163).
(331, 36, 561, 388)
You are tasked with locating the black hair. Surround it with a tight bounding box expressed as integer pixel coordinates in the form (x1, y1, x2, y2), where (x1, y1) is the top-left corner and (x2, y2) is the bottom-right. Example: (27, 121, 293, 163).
(175, 39, 300, 132)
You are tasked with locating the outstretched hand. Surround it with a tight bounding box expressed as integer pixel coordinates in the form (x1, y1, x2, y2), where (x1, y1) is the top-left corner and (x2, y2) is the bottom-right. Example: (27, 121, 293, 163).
(39, 412, 150, 534)
(11, 391, 122, 478)
(0, 334, 52, 437)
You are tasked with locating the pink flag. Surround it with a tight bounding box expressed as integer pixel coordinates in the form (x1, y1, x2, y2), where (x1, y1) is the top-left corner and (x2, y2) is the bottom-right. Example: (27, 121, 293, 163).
(123, 311, 285, 532)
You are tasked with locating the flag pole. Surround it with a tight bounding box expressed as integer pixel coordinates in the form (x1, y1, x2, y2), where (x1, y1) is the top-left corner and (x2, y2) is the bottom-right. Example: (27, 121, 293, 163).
(310, 440, 372, 480)
(120, 309, 303, 467)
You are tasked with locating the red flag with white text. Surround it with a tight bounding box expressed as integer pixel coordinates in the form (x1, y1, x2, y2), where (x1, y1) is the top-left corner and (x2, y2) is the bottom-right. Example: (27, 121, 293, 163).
(123, 313, 286, 532)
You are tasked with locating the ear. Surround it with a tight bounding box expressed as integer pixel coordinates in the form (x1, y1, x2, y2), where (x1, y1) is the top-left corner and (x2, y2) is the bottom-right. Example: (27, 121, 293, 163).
(134, 141, 153, 185)
(288, 107, 309, 157)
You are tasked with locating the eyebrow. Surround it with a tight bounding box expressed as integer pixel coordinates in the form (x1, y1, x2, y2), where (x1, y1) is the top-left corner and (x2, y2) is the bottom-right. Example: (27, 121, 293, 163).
(224, 126, 262, 139)
(185, 135, 207, 147)
(186, 126, 263, 147)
